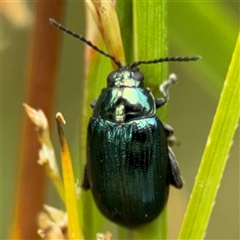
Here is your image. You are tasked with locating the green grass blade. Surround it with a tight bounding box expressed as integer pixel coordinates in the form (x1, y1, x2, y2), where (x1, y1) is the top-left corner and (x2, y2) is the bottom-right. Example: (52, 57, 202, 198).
(116, 1, 133, 64)
(132, 1, 168, 239)
(133, 1, 168, 98)
(178, 33, 240, 239)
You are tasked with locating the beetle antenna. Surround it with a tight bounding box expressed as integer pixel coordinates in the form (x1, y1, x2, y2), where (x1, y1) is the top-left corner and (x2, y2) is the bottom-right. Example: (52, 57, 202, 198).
(131, 56, 200, 68)
(49, 18, 122, 68)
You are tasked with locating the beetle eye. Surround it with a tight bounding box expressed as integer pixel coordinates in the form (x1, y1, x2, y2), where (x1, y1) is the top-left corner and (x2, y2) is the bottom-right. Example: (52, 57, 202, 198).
(133, 70, 144, 81)
(107, 71, 116, 82)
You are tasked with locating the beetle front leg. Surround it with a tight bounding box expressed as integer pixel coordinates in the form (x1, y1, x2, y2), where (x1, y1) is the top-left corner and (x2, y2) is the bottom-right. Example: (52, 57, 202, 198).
(155, 73, 177, 108)
(90, 99, 97, 109)
(168, 147, 183, 189)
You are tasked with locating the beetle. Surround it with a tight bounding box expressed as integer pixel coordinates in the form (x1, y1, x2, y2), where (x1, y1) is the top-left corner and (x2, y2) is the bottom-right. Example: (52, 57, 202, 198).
(50, 18, 200, 228)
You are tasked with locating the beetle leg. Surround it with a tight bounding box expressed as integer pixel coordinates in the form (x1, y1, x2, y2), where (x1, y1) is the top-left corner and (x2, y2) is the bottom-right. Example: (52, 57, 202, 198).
(163, 122, 174, 136)
(168, 147, 183, 189)
(163, 119, 182, 187)
(82, 164, 90, 190)
(163, 122, 180, 147)
(156, 73, 177, 108)
(90, 99, 97, 109)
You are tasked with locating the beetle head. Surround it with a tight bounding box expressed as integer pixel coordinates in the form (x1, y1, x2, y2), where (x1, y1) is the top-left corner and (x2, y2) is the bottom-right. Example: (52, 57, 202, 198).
(107, 66, 144, 88)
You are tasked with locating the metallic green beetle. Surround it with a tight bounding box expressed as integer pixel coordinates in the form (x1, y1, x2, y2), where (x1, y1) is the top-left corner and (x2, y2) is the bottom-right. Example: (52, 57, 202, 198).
(50, 18, 199, 228)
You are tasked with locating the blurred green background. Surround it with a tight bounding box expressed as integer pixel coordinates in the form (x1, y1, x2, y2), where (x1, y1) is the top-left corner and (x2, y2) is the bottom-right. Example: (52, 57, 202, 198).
(2, 1, 239, 239)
